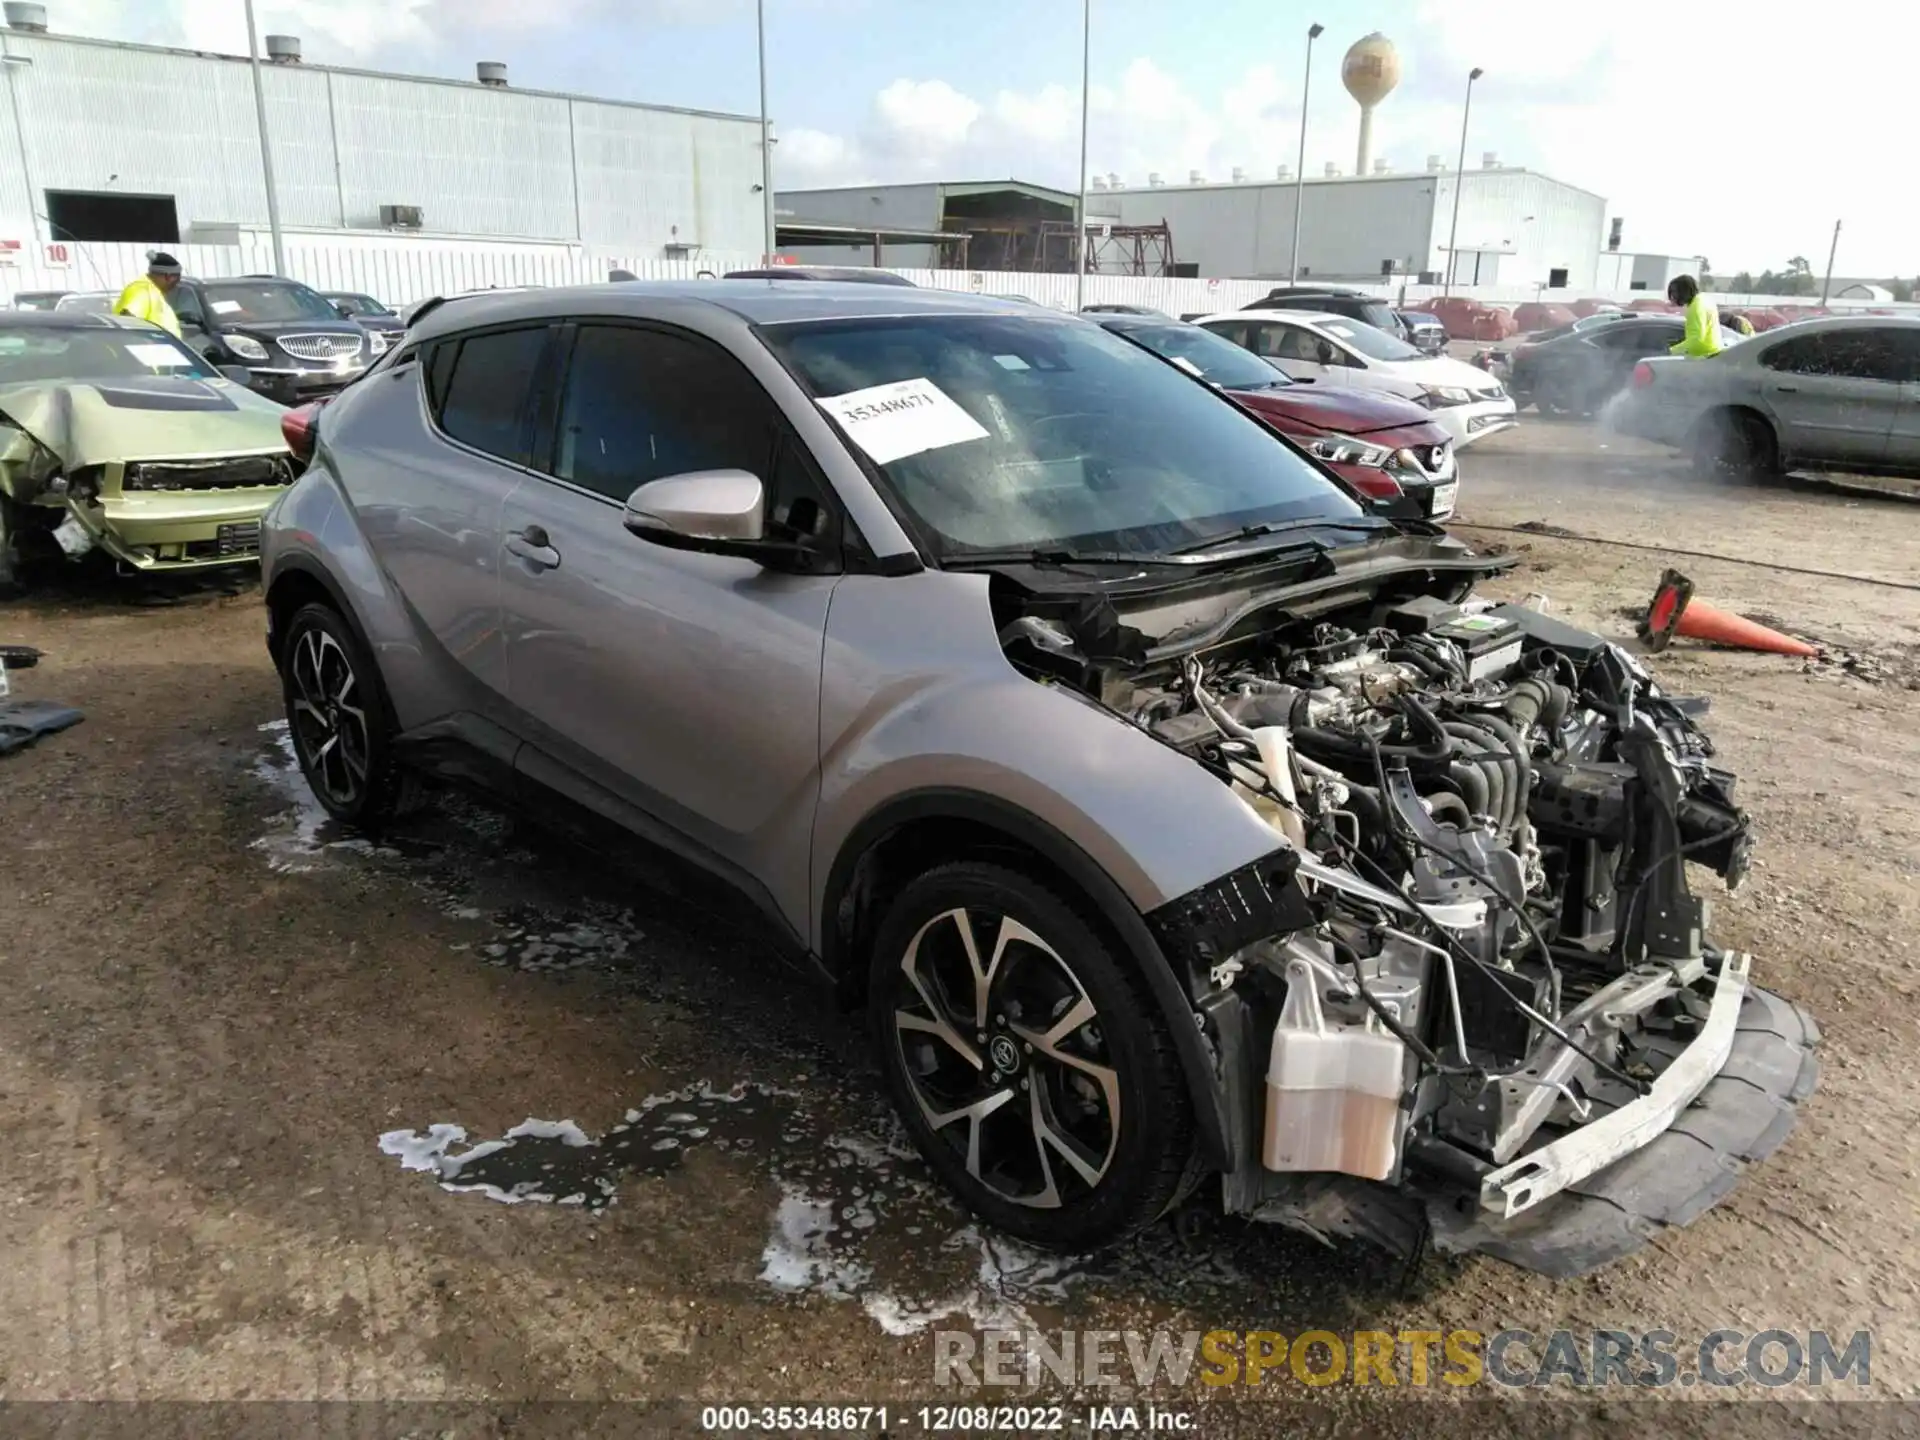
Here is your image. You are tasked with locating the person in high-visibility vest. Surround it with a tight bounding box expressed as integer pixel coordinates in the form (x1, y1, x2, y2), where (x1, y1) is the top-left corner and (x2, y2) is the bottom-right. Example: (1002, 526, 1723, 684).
(112, 251, 183, 338)
(1666, 274, 1723, 356)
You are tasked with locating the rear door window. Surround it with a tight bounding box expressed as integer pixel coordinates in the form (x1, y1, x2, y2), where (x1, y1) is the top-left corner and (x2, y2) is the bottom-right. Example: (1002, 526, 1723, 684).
(1762, 330, 1904, 382)
(433, 325, 551, 465)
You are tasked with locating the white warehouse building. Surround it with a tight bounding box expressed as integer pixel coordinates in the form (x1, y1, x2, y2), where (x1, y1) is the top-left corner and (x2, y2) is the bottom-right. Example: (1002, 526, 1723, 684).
(0, 3, 765, 260)
(1090, 160, 1609, 291)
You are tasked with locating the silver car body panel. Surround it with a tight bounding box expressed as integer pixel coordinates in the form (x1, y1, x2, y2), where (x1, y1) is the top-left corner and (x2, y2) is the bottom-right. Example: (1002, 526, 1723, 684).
(265, 282, 1288, 957)
(1622, 314, 1920, 469)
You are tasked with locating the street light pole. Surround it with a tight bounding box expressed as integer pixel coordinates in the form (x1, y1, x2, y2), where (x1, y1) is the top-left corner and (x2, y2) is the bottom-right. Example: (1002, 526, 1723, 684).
(1288, 22, 1323, 285)
(1819, 218, 1841, 306)
(757, 0, 776, 263)
(243, 0, 286, 276)
(1075, 0, 1091, 309)
(1441, 66, 1482, 297)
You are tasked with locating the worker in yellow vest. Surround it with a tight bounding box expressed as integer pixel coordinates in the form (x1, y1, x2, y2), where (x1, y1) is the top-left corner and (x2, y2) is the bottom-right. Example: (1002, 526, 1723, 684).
(1666, 274, 1723, 356)
(112, 251, 183, 338)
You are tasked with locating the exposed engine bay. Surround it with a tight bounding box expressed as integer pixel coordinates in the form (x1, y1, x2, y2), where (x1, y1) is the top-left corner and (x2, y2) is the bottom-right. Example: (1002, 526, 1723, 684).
(998, 575, 1820, 1276)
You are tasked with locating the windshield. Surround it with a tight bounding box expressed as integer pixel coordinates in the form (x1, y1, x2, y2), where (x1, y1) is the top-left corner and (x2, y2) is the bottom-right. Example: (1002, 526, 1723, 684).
(763, 314, 1361, 559)
(1315, 319, 1423, 363)
(201, 281, 340, 324)
(0, 326, 216, 383)
(1107, 320, 1294, 391)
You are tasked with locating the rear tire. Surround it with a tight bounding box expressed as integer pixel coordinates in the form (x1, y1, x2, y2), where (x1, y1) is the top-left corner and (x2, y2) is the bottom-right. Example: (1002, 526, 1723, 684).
(1691, 410, 1781, 483)
(275, 601, 421, 829)
(868, 861, 1198, 1252)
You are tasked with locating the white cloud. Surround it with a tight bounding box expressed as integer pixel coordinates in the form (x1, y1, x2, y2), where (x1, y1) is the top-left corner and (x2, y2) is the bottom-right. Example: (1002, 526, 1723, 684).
(781, 5, 1920, 276)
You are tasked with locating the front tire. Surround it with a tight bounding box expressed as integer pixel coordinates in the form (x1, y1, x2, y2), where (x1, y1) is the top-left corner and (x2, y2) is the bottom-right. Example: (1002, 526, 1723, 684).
(869, 861, 1198, 1251)
(276, 602, 420, 828)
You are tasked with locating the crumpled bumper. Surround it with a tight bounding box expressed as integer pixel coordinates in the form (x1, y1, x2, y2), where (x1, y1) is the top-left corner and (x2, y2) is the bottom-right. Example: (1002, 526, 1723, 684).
(1428, 977, 1820, 1278)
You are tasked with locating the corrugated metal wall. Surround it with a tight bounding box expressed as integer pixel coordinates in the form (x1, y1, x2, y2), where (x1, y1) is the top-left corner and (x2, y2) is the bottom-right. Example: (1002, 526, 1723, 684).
(1428, 170, 1607, 290)
(0, 236, 1900, 317)
(0, 31, 764, 254)
(1100, 176, 1440, 282)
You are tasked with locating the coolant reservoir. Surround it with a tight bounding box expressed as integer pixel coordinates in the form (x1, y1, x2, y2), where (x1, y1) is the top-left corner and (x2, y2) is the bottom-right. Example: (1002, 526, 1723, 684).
(1263, 956, 1407, 1181)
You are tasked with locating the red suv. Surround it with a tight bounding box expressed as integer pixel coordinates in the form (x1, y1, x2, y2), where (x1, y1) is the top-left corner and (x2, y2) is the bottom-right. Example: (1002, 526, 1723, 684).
(1096, 314, 1460, 520)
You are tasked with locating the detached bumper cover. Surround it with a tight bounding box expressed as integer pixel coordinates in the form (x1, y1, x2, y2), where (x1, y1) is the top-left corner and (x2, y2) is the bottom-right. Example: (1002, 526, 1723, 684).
(1429, 978, 1820, 1278)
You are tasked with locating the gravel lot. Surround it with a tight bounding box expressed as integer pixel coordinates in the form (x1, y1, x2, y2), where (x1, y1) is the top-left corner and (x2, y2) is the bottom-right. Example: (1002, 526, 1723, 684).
(2, 418, 1916, 1436)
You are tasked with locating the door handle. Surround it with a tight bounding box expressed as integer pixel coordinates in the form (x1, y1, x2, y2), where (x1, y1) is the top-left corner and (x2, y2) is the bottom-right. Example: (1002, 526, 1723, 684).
(506, 525, 561, 571)
(1773, 384, 1798, 393)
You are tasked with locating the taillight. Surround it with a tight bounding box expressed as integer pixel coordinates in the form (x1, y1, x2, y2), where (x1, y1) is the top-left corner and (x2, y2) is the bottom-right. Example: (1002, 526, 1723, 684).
(280, 400, 328, 462)
(1631, 362, 1655, 389)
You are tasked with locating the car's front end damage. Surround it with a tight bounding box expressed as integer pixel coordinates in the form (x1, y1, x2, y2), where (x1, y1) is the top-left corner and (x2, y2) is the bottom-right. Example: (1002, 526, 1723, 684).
(992, 533, 1818, 1277)
(0, 377, 292, 573)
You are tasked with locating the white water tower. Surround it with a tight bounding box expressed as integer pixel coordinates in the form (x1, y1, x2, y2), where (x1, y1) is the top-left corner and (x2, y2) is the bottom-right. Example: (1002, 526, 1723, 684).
(1341, 33, 1401, 179)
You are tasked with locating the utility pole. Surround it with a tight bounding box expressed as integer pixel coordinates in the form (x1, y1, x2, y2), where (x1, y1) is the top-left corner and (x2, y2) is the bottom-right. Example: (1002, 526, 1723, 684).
(757, 0, 776, 263)
(1819, 219, 1841, 306)
(1074, 0, 1091, 309)
(244, 0, 286, 277)
(1441, 67, 1483, 297)
(1288, 23, 1323, 284)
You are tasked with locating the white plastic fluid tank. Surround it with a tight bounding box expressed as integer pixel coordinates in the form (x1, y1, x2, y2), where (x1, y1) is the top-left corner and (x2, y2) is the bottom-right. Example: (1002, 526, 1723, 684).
(1263, 956, 1406, 1180)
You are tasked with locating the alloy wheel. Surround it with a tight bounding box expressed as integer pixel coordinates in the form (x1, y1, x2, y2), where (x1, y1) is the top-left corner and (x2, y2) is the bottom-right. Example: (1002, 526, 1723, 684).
(287, 626, 371, 808)
(890, 906, 1121, 1209)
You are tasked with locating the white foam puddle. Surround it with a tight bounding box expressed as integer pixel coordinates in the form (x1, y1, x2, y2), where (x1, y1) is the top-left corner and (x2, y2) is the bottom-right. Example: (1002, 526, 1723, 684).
(374, 1081, 1149, 1336)
(249, 720, 392, 873)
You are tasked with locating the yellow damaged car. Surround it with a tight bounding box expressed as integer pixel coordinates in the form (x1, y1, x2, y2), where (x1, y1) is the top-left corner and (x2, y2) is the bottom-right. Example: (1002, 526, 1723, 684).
(0, 312, 293, 593)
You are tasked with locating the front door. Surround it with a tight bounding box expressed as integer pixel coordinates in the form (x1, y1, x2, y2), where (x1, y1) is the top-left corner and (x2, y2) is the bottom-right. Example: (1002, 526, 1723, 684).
(496, 320, 840, 894)
(1758, 328, 1904, 468)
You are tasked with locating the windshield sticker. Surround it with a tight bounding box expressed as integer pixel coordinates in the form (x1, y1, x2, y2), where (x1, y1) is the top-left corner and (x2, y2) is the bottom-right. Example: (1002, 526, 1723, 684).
(210, 299, 243, 314)
(992, 354, 1030, 371)
(817, 377, 989, 467)
(126, 343, 191, 369)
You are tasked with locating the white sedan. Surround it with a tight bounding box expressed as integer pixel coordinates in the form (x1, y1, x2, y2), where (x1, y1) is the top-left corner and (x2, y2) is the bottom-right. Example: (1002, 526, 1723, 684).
(1195, 308, 1519, 448)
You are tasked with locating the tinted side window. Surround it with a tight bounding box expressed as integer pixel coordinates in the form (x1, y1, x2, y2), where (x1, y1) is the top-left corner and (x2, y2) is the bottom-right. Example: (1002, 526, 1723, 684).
(1597, 323, 1677, 351)
(551, 325, 783, 502)
(1763, 330, 1903, 382)
(436, 326, 550, 464)
(423, 340, 458, 411)
(1203, 321, 1250, 348)
(172, 286, 205, 327)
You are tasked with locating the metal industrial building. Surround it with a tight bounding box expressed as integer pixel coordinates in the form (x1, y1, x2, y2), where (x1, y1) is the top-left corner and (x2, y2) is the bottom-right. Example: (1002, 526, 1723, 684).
(782, 162, 1611, 291)
(776, 180, 1088, 272)
(1089, 161, 1608, 290)
(0, 3, 764, 258)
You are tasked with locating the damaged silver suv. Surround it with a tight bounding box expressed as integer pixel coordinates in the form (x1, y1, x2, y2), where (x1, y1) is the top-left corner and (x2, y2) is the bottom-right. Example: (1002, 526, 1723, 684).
(259, 283, 1818, 1277)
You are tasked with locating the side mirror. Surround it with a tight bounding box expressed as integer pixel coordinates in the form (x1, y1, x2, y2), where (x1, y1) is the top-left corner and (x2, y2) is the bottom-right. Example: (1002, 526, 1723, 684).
(1314, 340, 1338, 365)
(623, 469, 766, 548)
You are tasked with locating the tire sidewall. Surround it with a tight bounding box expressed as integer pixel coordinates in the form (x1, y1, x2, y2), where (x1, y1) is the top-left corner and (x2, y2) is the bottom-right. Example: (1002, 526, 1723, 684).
(868, 861, 1193, 1250)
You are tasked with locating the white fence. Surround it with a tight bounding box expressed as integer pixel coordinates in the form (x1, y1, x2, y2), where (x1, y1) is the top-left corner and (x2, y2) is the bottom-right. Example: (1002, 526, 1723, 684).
(2, 235, 1909, 320)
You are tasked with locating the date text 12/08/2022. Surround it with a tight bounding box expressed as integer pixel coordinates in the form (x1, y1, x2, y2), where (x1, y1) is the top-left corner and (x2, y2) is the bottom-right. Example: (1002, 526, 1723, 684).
(699, 1405, 1196, 1431)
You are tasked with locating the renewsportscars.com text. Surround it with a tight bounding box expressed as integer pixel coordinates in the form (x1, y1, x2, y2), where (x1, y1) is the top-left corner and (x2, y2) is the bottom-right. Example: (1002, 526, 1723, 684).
(934, 1327, 1872, 1390)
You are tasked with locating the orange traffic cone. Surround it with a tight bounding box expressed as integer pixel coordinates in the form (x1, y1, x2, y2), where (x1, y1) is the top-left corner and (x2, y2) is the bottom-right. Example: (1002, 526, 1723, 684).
(1640, 569, 1818, 657)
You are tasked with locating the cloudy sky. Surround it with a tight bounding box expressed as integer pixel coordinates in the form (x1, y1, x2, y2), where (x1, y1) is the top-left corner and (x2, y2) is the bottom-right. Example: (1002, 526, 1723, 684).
(46, 0, 1916, 275)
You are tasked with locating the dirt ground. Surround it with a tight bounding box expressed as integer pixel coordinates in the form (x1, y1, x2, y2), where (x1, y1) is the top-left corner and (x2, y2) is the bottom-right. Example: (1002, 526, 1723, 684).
(2, 419, 1917, 1438)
